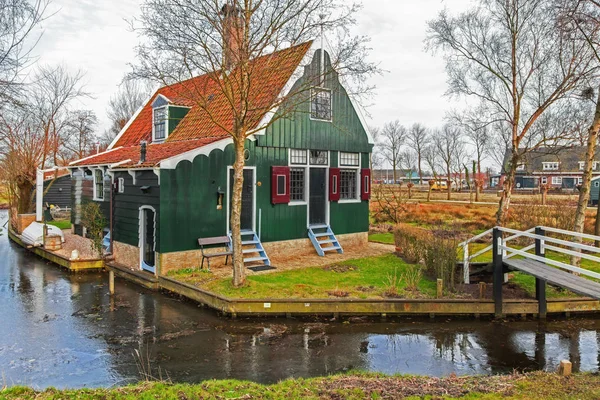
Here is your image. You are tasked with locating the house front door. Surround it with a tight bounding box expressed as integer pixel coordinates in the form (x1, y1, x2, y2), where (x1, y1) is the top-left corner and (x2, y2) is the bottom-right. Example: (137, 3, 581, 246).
(229, 169, 254, 231)
(140, 207, 156, 274)
(309, 168, 327, 225)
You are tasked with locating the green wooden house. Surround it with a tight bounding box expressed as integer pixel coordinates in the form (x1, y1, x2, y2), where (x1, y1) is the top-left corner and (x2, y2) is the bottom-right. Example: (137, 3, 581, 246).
(592, 176, 600, 205)
(68, 41, 373, 275)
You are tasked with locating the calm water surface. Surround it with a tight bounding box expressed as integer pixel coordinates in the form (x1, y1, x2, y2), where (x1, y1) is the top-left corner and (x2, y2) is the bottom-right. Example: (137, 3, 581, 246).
(1, 212, 600, 389)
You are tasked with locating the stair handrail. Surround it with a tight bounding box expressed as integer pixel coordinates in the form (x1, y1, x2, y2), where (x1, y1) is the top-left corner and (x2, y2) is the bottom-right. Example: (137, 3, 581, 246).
(537, 226, 600, 242)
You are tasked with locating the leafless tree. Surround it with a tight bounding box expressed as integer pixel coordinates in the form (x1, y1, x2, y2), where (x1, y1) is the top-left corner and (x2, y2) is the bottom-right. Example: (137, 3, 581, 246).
(433, 125, 463, 200)
(131, 0, 379, 287)
(379, 120, 406, 183)
(427, 0, 599, 224)
(104, 79, 153, 146)
(406, 123, 429, 184)
(0, 0, 50, 103)
(400, 149, 417, 182)
(62, 110, 99, 160)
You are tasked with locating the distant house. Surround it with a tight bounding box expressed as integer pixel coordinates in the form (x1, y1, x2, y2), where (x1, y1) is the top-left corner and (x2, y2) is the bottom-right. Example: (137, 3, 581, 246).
(66, 38, 373, 276)
(591, 176, 600, 205)
(500, 146, 600, 191)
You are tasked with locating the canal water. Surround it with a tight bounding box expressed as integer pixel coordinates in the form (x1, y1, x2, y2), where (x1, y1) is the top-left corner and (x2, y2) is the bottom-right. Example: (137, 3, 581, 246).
(1, 213, 600, 389)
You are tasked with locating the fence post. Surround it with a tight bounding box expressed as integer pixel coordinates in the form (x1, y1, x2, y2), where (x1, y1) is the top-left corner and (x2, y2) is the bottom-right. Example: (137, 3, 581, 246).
(493, 227, 504, 318)
(463, 243, 470, 284)
(535, 226, 547, 319)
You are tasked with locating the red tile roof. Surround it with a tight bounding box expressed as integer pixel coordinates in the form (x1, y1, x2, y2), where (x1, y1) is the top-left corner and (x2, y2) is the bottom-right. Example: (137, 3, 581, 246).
(71, 138, 224, 168)
(70, 42, 312, 169)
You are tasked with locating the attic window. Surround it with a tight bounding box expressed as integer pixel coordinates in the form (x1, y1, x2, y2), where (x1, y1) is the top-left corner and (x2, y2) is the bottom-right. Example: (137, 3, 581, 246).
(542, 162, 559, 171)
(310, 88, 332, 121)
(153, 106, 167, 142)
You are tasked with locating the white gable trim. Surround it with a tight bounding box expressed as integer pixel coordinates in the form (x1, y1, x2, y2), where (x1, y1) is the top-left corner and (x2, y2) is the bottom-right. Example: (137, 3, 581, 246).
(251, 41, 374, 146)
(107, 92, 155, 150)
(69, 146, 123, 166)
(152, 93, 171, 107)
(160, 138, 233, 169)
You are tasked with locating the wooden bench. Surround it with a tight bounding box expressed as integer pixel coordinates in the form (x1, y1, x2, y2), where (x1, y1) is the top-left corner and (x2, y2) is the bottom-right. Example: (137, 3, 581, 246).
(198, 236, 232, 270)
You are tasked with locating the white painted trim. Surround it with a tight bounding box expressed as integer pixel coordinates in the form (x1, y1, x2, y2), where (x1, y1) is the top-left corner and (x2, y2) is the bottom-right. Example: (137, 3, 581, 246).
(160, 138, 233, 169)
(306, 166, 331, 228)
(308, 87, 333, 122)
(108, 92, 154, 150)
(36, 169, 43, 221)
(139, 205, 157, 275)
(128, 170, 137, 185)
(337, 151, 361, 201)
(92, 169, 105, 201)
(152, 105, 169, 143)
(153, 168, 161, 185)
(226, 166, 257, 235)
(152, 93, 171, 107)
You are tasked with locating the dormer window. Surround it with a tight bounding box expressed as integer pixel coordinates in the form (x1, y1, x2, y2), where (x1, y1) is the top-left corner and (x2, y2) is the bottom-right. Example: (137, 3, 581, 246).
(542, 162, 559, 171)
(516, 163, 525, 171)
(153, 106, 167, 141)
(310, 88, 332, 121)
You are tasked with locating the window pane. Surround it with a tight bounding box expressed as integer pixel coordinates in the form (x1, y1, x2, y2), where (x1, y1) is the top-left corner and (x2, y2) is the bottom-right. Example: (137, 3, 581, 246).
(290, 149, 307, 165)
(154, 107, 166, 140)
(310, 150, 328, 165)
(311, 89, 332, 121)
(340, 170, 357, 199)
(95, 170, 104, 200)
(277, 175, 286, 195)
(290, 168, 305, 201)
(340, 152, 359, 166)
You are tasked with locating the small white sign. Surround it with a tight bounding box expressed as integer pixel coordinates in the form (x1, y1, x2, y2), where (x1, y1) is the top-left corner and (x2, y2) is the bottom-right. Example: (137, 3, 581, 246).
(263, 302, 271, 309)
(305, 303, 311, 307)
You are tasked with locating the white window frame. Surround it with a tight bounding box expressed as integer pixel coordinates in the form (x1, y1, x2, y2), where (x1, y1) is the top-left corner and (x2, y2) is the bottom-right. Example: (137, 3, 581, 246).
(118, 177, 125, 193)
(309, 87, 332, 122)
(338, 152, 361, 203)
(542, 162, 560, 171)
(578, 177, 583, 185)
(595, 181, 600, 187)
(152, 105, 168, 142)
(594, 161, 599, 171)
(579, 161, 585, 171)
(551, 176, 562, 185)
(541, 176, 547, 185)
(516, 163, 525, 171)
(93, 169, 104, 201)
(288, 149, 308, 206)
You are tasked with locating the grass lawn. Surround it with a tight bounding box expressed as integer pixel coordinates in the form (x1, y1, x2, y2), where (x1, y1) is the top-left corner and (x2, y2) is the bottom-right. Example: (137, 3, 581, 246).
(368, 232, 394, 244)
(47, 220, 71, 230)
(3, 372, 600, 399)
(168, 254, 437, 299)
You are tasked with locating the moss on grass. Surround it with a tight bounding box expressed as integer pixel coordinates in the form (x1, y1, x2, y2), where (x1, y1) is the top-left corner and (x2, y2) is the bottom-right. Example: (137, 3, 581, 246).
(3, 372, 600, 399)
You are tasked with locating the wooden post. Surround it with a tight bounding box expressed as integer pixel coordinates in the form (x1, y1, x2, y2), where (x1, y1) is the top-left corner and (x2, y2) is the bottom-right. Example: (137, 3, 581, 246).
(109, 270, 115, 295)
(479, 282, 486, 299)
(558, 360, 572, 376)
(535, 227, 547, 319)
(436, 279, 443, 298)
(493, 227, 504, 318)
(463, 243, 470, 284)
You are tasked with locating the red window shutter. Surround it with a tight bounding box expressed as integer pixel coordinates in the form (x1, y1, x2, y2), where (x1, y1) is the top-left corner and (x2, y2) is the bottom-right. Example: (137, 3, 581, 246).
(361, 169, 371, 200)
(271, 166, 290, 204)
(329, 168, 341, 201)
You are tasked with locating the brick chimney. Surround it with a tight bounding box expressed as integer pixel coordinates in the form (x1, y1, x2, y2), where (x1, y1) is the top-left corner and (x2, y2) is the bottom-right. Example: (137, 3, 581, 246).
(221, 3, 244, 70)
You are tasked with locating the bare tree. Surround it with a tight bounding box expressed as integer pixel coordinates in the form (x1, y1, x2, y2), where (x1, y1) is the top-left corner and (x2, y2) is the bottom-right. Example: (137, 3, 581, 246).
(400, 149, 417, 182)
(433, 125, 462, 200)
(104, 79, 153, 146)
(131, 0, 378, 287)
(427, 0, 599, 224)
(0, 0, 49, 102)
(379, 120, 406, 183)
(62, 110, 99, 160)
(406, 123, 429, 185)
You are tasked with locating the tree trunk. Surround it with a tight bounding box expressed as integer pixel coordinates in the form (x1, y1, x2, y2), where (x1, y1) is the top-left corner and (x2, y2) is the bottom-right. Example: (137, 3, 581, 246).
(418, 154, 423, 185)
(572, 88, 600, 263)
(496, 165, 516, 226)
(230, 138, 246, 287)
(17, 180, 35, 214)
(446, 167, 451, 201)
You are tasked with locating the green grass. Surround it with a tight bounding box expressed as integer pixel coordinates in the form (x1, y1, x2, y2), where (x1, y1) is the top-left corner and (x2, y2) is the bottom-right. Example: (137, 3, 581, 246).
(169, 254, 437, 299)
(47, 220, 71, 230)
(368, 232, 394, 244)
(3, 372, 600, 399)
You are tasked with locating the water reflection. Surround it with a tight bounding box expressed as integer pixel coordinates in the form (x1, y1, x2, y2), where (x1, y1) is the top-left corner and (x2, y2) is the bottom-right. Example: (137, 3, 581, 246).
(0, 211, 599, 389)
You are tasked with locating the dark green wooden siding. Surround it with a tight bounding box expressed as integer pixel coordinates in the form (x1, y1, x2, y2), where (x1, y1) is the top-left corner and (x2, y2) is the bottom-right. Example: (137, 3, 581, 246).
(168, 106, 189, 135)
(113, 170, 160, 248)
(71, 169, 110, 235)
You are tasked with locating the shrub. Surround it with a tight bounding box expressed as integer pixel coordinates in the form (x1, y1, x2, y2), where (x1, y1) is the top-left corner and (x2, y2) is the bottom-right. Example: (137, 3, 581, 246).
(81, 202, 107, 257)
(423, 230, 460, 292)
(383, 266, 401, 297)
(402, 265, 422, 292)
(394, 224, 429, 264)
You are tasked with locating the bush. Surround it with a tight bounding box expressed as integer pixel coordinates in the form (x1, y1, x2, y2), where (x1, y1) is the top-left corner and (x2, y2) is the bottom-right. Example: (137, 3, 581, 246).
(423, 231, 459, 292)
(81, 202, 107, 257)
(394, 224, 429, 264)
(401, 265, 422, 292)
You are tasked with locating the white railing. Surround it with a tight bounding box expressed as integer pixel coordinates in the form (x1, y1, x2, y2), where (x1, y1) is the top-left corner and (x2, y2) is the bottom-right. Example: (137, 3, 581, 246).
(459, 227, 536, 284)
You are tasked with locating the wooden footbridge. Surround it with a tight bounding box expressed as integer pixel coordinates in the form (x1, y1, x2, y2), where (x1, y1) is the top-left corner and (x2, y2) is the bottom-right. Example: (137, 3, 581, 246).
(460, 226, 600, 318)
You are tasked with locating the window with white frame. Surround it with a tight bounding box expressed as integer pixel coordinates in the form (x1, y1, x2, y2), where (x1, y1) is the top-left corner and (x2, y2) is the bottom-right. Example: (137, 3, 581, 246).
(594, 161, 599, 171)
(290, 149, 307, 165)
(516, 163, 525, 171)
(93, 169, 104, 200)
(310, 150, 328, 165)
(551, 176, 562, 185)
(310, 88, 332, 121)
(578, 177, 583, 185)
(595, 181, 600, 187)
(340, 152, 360, 200)
(541, 176, 547, 185)
(153, 106, 167, 141)
(579, 161, 585, 170)
(290, 168, 305, 202)
(118, 177, 125, 193)
(543, 162, 560, 171)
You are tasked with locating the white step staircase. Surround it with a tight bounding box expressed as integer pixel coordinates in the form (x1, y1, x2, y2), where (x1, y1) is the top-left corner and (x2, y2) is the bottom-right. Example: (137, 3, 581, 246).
(308, 224, 343, 256)
(228, 230, 271, 266)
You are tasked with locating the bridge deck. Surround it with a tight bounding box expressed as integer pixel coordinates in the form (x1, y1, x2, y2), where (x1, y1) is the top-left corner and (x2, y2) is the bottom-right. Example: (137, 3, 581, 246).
(504, 259, 600, 299)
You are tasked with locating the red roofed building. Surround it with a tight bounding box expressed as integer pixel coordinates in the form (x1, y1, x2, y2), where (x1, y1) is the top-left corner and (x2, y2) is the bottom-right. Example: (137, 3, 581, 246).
(68, 40, 373, 275)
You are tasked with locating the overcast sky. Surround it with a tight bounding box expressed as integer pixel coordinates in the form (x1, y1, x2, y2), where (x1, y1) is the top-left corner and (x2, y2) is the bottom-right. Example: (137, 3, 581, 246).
(32, 0, 473, 136)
